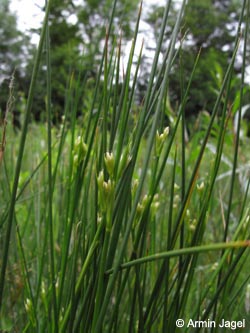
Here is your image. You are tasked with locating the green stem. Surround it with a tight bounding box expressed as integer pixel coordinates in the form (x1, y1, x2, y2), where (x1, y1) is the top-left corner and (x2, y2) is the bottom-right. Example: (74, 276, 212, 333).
(0, 0, 52, 312)
(106, 241, 250, 274)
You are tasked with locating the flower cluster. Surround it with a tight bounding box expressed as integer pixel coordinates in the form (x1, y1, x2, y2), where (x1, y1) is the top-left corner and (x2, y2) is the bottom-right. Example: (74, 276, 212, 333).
(97, 170, 115, 230)
(73, 135, 88, 167)
(155, 126, 170, 156)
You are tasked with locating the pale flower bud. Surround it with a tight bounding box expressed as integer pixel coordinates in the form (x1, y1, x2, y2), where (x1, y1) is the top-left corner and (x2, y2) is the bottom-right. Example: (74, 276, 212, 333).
(197, 181, 205, 192)
(174, 183, 180, 190)
(104, 152, 115, 177)
(25, 298, 32, 313)
(155, 126, 170, 156)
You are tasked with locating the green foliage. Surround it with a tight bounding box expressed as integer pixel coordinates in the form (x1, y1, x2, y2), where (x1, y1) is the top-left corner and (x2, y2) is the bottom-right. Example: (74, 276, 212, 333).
(0, 1, 26, 74)
(184, 0, 238, 50)
(24, 0, 140, 121)
(0, 0, 30, 124)
(146, 0, 246, 124)
(0, 1, 250, 332)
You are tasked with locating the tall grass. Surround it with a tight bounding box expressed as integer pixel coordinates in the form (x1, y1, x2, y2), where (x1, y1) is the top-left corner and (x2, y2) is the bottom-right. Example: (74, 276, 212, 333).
(1, 0, 250, 332)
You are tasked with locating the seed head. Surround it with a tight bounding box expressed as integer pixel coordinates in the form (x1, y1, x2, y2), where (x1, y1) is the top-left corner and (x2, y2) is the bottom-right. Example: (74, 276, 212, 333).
(197, 181, 205, 192)
(104, 152, 115, 177)
(155, 126, 170, 156)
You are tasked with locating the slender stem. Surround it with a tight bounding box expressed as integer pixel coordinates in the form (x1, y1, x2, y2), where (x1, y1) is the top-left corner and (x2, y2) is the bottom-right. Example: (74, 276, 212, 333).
(45, 8, 58, 333)
(106, 241, 250, 274)
(0, 0, 52, 311)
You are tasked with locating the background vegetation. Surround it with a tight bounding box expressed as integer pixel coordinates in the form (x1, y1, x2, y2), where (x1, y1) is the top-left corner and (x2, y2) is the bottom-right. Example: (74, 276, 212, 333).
(0, 0, 250, 332)
(1, 0, 250, 125)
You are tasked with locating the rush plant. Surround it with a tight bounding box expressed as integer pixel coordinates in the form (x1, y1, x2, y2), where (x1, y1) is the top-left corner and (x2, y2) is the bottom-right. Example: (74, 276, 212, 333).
(0, 0, 250, 332)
